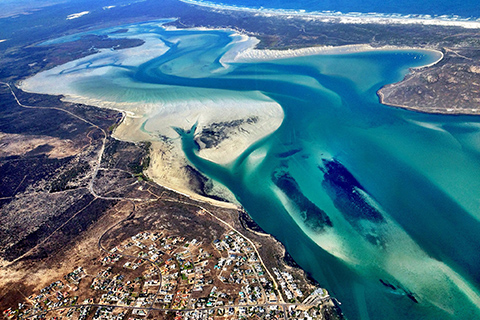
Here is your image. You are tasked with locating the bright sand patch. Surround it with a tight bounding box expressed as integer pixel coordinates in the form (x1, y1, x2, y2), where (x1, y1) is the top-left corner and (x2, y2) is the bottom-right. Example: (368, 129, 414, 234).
(66, 11, 90, 20)
(141, 92, 283, 165)
(0, 132, 80, 158)
(232, 44, 374, 62)
(231, 43, 444, 64)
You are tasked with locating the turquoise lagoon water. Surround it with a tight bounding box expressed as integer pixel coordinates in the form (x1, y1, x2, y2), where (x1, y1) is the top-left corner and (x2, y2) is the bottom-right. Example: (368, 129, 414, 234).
(37, 24, 480, 320)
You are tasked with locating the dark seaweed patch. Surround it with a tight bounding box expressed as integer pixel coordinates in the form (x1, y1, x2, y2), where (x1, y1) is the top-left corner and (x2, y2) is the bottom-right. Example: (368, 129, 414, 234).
(272, 168, 332, 232)
(320, 159, 384, 222)
(380, 279, 397, 290)
(380, 279, 419, 304)
(276, 148, 302, 158)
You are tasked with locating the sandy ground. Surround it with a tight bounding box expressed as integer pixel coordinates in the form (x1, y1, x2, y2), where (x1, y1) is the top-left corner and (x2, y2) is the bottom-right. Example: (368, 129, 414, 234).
(145, 140, 240, 208)
(113, 112, 243, 209)
(0, 200, 133, 305)
(0, 132, 80, 158)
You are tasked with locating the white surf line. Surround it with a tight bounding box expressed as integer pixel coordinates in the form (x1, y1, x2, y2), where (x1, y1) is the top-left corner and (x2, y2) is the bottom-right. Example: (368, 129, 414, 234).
(180, 0, 480, 29)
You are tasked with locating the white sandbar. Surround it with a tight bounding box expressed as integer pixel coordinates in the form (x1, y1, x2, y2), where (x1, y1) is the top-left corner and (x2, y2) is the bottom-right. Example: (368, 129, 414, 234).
(66, 11, 90, 20)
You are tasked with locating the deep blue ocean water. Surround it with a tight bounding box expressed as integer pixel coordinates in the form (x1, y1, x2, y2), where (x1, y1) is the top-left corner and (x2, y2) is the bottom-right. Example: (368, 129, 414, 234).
(192, 0, 480, 20)
(21, 21, 480, 320)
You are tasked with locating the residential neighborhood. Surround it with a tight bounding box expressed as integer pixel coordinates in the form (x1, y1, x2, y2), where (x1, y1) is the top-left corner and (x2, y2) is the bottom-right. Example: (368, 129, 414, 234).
(4, 229, 332, 320)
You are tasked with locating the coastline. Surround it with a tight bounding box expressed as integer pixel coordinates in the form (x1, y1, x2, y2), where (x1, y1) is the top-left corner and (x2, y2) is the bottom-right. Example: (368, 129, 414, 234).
(377, 89, 480, 115)
(114, 111, 241, 210)
(230, 43, 444, 64)
(180, 0, 480, 29)
(17, 19, 452, 211)
(14, 83, 242, 211)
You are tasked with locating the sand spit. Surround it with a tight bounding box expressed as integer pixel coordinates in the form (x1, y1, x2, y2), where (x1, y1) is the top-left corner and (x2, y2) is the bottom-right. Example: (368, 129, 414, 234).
(229, 43, 444, 64)
(233, 44, 373, 62)
(146, 140, 240, 209)
(106, 92, 282, 207)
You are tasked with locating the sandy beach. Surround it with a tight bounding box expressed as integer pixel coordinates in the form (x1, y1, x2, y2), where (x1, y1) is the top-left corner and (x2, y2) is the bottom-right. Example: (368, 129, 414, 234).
(18, 21, 444, 208)
(230, 43, 444, 63)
